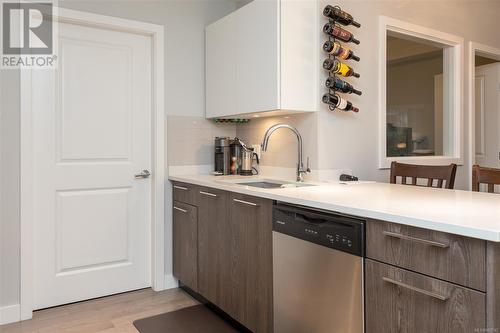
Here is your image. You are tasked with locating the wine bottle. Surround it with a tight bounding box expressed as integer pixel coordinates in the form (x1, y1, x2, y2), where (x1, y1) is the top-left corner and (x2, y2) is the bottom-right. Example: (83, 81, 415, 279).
(323, 58, 360, 78)
(323, 5, 361, 28)
(323, 23, 360, 45)
(325, 77, 362, 95)
(322, 93, 359, 112)
(323, 40, 360, 62)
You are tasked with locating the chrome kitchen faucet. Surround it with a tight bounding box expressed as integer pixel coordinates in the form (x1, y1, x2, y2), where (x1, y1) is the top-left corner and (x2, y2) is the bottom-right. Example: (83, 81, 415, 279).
(260, 124, 310, 182)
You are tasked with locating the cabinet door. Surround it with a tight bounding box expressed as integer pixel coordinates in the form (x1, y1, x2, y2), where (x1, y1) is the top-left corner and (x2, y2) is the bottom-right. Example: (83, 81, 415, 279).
(228, 193, 273, 333)
(236, 0, 279, 114)
(205, 13, 237, 118)
(172, 201, 198, 291)
(196, 187, 229, 306)
(365, 259, 486, 333)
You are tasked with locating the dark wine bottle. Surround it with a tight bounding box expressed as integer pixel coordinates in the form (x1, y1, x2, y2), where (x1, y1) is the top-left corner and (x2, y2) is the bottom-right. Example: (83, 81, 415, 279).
(325, 77, 362, 95)
(323, 23, 360, 45)
(322, 93, 359, 112)
(323, 40, 360, 62)
(323, 5, 361, 28)
(323, 58, 360, 78)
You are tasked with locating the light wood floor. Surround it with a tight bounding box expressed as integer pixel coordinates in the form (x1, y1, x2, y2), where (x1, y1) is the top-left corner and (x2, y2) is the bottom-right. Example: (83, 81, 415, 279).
(0, 288, 198, 333)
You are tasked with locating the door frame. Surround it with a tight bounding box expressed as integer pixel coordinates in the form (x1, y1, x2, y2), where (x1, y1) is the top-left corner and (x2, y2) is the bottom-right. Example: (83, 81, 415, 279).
(467, 42, 500, 188)
(20, 8, 166, 320)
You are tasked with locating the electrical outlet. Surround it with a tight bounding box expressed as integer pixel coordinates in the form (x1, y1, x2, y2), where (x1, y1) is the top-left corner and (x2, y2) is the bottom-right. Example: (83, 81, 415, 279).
(252, 144, 261, 159)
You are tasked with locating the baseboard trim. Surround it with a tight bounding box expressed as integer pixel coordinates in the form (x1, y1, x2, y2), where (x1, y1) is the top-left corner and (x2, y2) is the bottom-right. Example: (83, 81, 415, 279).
(164, 274, 179, 290)
(0, 304, 21, 325)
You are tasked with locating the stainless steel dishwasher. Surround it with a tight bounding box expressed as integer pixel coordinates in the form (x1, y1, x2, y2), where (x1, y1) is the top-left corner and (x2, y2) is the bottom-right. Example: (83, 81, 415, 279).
(273, 203, 365, 333)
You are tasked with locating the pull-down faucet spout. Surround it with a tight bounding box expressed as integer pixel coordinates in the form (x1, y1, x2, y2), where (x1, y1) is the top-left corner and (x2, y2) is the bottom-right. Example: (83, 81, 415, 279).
(260, 124, 310, 182)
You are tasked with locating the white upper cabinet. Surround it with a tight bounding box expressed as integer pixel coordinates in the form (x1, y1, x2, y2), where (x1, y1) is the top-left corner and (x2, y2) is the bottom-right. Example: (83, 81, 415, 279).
(206, 0, 318, 119)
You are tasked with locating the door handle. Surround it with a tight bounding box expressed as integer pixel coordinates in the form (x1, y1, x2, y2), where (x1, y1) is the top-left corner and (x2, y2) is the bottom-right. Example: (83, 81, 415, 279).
(134, 170, 151, 179)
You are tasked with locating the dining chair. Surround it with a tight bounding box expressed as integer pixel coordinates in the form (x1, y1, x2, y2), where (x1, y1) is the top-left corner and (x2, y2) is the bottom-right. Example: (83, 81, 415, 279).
(390, 161, 457, 189)
(472, 165, 500, 193)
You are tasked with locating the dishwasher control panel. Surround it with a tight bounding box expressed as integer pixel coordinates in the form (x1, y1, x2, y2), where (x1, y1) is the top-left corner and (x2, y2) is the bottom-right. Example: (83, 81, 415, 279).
(273, 203, 365, 257)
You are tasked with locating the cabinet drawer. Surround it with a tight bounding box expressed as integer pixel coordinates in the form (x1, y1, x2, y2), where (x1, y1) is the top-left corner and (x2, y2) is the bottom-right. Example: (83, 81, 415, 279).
(367, 220, 486, 291)
(172, 181, 197, 205)
(196, 186, 227, 204)
(365, 259, 486, 333)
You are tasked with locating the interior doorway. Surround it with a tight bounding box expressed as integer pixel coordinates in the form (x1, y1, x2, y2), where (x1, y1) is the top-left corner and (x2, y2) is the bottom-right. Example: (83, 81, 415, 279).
(468, 42, 500, 187)
(20, 8, 166, 321)
(475, 60, 500, 168)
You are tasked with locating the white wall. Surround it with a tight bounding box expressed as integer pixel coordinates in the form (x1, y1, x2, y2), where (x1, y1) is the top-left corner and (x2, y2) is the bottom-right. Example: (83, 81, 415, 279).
(235, 1, 500, 188)
(315, 0, 500, 189)
(236, 113, 318, 170)
(387, 53, 444, 153)
(57, 0, 240, 167)
(0, 0, 236, 313)
(0, 71, 21, 309)
(58, 0, 236, 118)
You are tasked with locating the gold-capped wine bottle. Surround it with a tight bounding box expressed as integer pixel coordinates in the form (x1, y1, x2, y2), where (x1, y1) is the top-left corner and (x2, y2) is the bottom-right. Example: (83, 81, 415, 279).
(323, 5, 361, 28)
(325, 77, 362, 95)
(323, 41, 360, 62)
(322, 93, 359, 112)
(323, 23, 360, 45)
(323, 58, 360, 78)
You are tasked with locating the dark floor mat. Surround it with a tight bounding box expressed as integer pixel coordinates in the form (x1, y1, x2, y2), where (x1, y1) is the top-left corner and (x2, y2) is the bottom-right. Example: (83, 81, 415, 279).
(133, 305, 242, 333)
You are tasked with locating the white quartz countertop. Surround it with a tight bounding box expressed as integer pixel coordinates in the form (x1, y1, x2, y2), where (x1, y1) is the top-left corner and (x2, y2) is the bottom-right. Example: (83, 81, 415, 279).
(168, 174, 500, 242)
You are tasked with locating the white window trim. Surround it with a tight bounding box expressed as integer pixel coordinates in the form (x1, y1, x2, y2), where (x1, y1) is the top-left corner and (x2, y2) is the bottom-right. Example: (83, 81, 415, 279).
(378, 16, 464, 169)
(467, 42, 500, 188)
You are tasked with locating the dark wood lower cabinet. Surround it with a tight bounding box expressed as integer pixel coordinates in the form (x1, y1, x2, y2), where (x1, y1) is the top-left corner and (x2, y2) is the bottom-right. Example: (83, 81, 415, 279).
(365, 259, 486, 333)
(172, 181, 499, 333)
(487, 241, 500, 329)
(173, 184, 273, 333)
(172, 201, 198, 292)
(228, 193, 273, 333)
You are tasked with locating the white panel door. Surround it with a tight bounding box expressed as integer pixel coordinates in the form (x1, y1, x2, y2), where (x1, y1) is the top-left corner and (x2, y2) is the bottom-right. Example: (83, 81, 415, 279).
(475, 64, 500, 168)
(33, 20, 152, 309)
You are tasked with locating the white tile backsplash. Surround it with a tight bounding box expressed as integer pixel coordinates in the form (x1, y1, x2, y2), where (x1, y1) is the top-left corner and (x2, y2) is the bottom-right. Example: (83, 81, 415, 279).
(167, 115, 236, 166)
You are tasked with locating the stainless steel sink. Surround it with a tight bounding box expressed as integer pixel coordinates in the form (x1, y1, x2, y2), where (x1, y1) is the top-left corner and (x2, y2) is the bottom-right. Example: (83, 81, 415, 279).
(235, 181, 315, 189)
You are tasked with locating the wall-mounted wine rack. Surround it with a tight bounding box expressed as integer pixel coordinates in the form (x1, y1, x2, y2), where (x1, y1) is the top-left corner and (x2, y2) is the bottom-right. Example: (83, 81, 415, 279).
(322, 5, 361, 113)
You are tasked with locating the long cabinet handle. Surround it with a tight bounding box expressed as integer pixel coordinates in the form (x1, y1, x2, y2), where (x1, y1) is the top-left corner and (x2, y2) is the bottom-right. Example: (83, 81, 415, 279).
(173, 185, 188, 191)
(382, 231, 449, 248)
(199, 191, 217, 197)
(173, 206, 187, 213)
(233, 198, 258, 207)
(382, 277, 449, 301)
